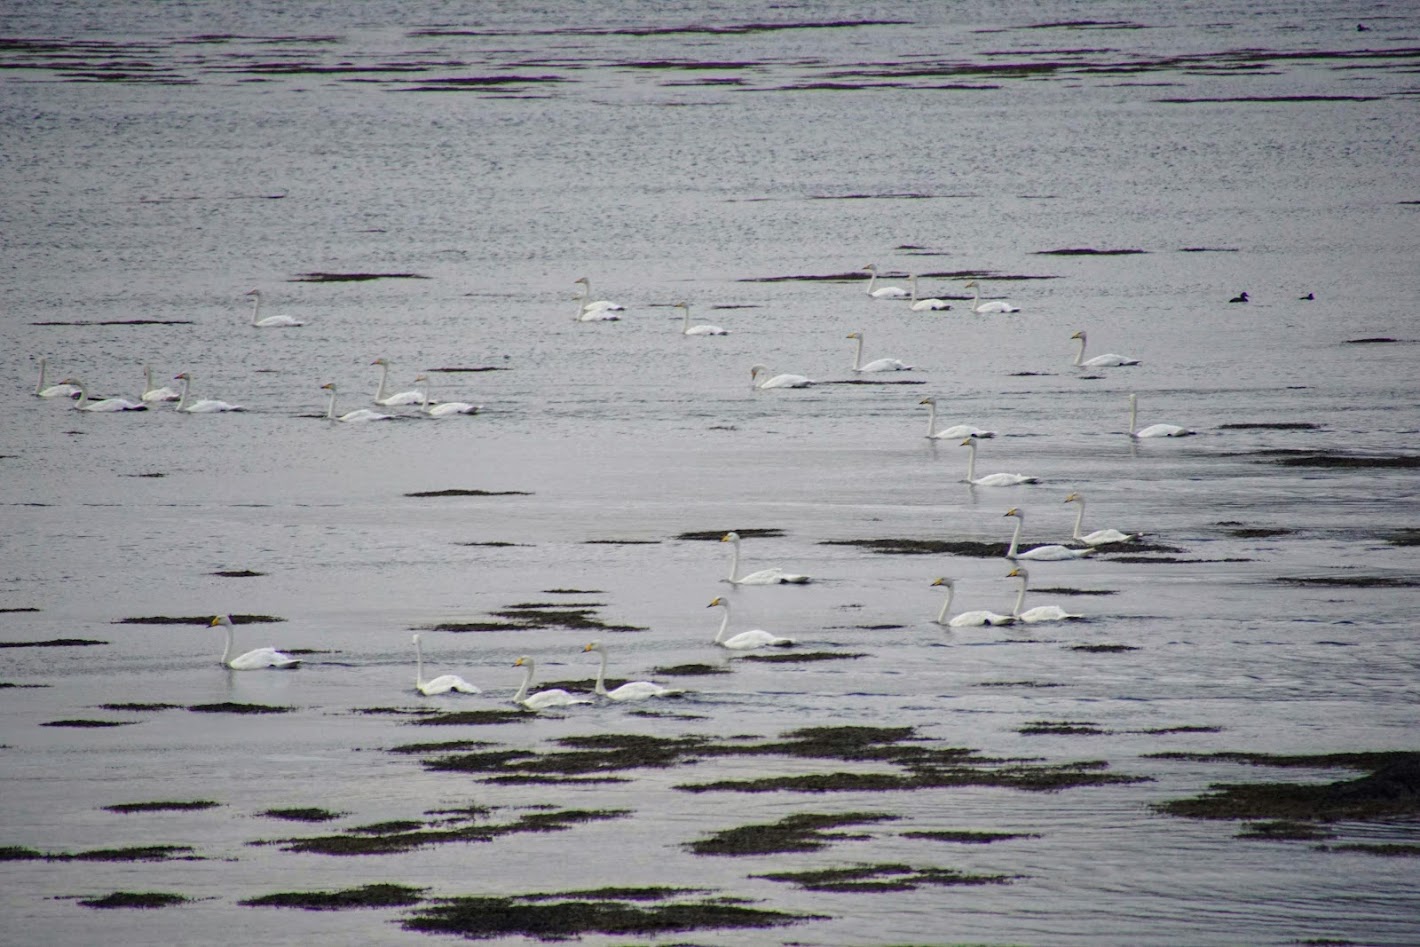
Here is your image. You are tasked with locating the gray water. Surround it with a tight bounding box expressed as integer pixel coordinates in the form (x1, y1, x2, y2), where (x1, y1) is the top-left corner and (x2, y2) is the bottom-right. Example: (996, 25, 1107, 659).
(2, 2, 1419, 945)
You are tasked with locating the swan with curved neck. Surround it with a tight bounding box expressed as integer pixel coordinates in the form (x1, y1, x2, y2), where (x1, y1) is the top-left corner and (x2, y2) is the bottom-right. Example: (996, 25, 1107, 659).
(321, 382, 394, 422)
(707, 597, 795, 649)
(370, 358, 425, 406)
(61, 379, 146, 412)
(1070, 331, 1139, 367)
(908, 274, 951, 311)
(675, 302, 728, 336)
(1004, 508, 1094, 560)
(1006, 568, 1082, 623)
(963, 279, 1020, 313)
(141, 366, 180, 402)
(35, 358, 81, 398)
(847, 331, 912, 372)
(583, 641, 678, 700)
(919, 397, 995, 440)
(930, 577, 1015, 627)
(1064, 493, 1134, 546)
(414, 374, 480, 417)
(1128, 393, 1193, 438)
(244, 289, 304, 327)
(574, 277, 623, 320)
(511, 656, 592, 710)
(721, 531, 810, 585)
(209, 615, 300, 669)
(960, 437, 1038, 486)
(750, 364, 814, 389)
(413, 634, 479, 694)
(863, 263, 909, 299)
(174, 372, 244, 413)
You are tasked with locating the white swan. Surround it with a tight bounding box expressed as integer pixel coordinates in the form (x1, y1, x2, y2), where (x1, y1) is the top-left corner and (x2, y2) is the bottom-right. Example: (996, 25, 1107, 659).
(244, 289, 304, 327)
(370, 358, 425, 406)
(574, 277, 623, 320)
(847, 331, 912, 372)
(919, 397, 996, 440)
(721, 531, 811, 585)
(321, 382, 394, 422)
(675, 302, 728, 336)
(963, 279, 1020, 314)
(930, 577, 1015, 627)
(412, 633, 480, 695)
(1128, 393, 1194, 438)
(141, 366, 180, 403)
(863, 263, 909, 299)
(960, 437, 1038, 486)
(174, 372, 244, 413)
(1064, 492, 1134, 546)
(209, 615, 300, 669)
(414, 374, 480, 417)
(750, 364, 814, 389)
(1006, 567, 1083, 623)
(908, 274, 951, 311)
(1004, 507, 1094, 560)
(62, 379, 147, 412)
(583, 641, 679, 700)
(35, 358, 81, 398)
(511, 656, 592, 710)
(707, 597, 795, 650)
(1071, 331, 1139, 368)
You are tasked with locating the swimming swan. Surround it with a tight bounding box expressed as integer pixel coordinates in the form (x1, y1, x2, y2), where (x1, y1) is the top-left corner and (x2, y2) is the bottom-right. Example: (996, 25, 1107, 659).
(847, 331, 912, 372)
(675, 302, 728, 336)
(413, 374, 480, 417)
(583, 641, 679, 700)
(1070, 331, 1140, 368)
(321, 382, 394, 422)
(721, 531, 811, 585)
(1004, 508, 1094, 560)
(1128, 393, 1194, 438)
(1006, 567, 1083, 623)
(960, 437, 1038, 486)
(863, 263, 909, 299)
(511, 655, 592, 710)
(930, 577, 1015, 627)
(574, 277, 623, 320)
(919, 396, 996, 440)
(964, 279, 1020, 313)
(174, 372, 244, 413)
(244, 289, 304, 327)
(751, 364, 814, 389)
(908, 274, 951, 311)
(209, 615, 300, 669)
(1064, 492, 1134, 546)
(141, 366, 181, 402)
(62, 379, 147, 412)
(35, 358, 81, 398)
(370, 358, 425, 406)
(412, 633, 480, 694)
(707, 596, 796, 649)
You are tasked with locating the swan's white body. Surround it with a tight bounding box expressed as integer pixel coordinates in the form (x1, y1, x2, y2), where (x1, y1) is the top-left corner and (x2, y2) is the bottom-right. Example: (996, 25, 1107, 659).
(245, 289, 304, 327)
(512, 656, 592, 710)
(584, 641, 678, 700)
(209, 615, 300, 669)
(920, 397, 995, 440)
(63, 380, 147, 412)
(960, 437, 1038, 486)
(1006, 568, 1083, 623)
(1065, 492, 1134, 546)
(141, 366, 180, 402)
(35, 359, 81, 398)
(370, 358, 425, 406)
(707, 597, 795, 650)
(574, 277, 623, 320)
(721, 531, 811, 585)
(908, 275, 951, 311)
(964, 279, 1020, 313)
(414, 375, 479, 417)
(321, 382, 394, 422)
(413, 634, 480, 695)
(1004, 508, 1094, 560)
(930, 578, 1015, 627)
(1128, 393, 1193, 438)
(863, 263, 909, 299)
(848, 331, 912, 372)
(174, 372, 244, 413)
(675, 302, 728, 336)
(751, 364, 814, 389)
(1071, 331, 1139, 368)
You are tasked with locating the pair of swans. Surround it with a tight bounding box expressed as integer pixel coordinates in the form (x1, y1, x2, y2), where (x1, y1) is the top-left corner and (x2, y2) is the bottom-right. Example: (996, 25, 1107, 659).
(371, 358, 429, 406)
(920, 397, 996, 440)
(512, 655, 594, 710)
(931, 570, 1082, 626)
(721, 531, 810, 585)
(675, 302, 729, 336)
(209, 615, 300, 669)
(35, 358, 82, 398)
(707, 597, 795, 649)
(1006, 567, 1083, 623)
(574, 277, 623, 321)
(847, 331, 912, 372)
(142, 366, 180, 403)
(960, 437, 1038, 486)
(1004, 508, 1094, 560)
(321, 382, 395, 422)
(245, 289, 304, 327)
(583, 641, 679, 700)
(908, 275, 951, 311)
(412, 633, 480, 695)
(1065, 492, 1134, 546)
(60, 379, 147, 412)
(174, 372, 244, 413)
(1071, 331, 1139, 368)
(413, 374, 480, 417)
(964, 279, 1020, 313)
(751, 364, 814, 389)
(1128, 393, 1194, 438)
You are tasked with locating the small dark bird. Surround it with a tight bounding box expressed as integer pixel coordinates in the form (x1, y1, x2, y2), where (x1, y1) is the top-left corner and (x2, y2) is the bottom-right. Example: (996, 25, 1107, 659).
(1300, 292, 1314, 300)
(1357, 23, 1370, 32)
(1229, 291, 1249, 303)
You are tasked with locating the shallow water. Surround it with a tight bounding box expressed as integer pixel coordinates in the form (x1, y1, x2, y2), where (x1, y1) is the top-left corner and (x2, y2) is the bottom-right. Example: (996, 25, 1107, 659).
(3, 2, 1419, 945)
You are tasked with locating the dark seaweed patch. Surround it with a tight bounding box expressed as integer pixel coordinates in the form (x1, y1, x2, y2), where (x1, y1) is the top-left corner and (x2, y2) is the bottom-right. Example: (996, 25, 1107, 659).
(404, 489, 532, 497)
(1387, 529, 1420, 547)
(267, 808, 629, 856)
(1345, 337, 1400, 344)
(456, 541, 530, 547)
(30, 319, 194, 326)
(902, 829, 1039, 843)
(1275, 576, 1419, 589)
(42, 719, 135, 728)
(1267, 453, 1419, 469)
(78, 891, 190, 909)
(1159, 94, 1381, 103)
(653, 663, 732, 676)
(1322, 843, 1420, 857)
(0, 607, 40, 613)
(1218, 422, 1320, 430)
(1179, 247, 1239, 252)
(1019, 721, 1107, 735)
(242, 883, 424, 910)
(388, 740, 494, 755)
(737, 651, 866, 663)
(821, 538, 1005, 557)
(291, 272, 428, 282)
(1237, 820, 1334, 841)
(521, 887, 704, 902)
(116, 614, 283, 625)
(406, 709, 529, 726)
(687, 812, 896, 856)
(1, 845, 196, 862)
(1035, 247, 1145, 255)
(584, 538, 661, 545)
(675, 528, 785, 540)
(0, 638, 106, 648)
(1069, 644, 1139, 653)
(678, 761, 1144, 795)
(186, 702, 293, 714)
(210, 569, 265, 577)
(756, 863, 1014, 892)
(403, 894, 814, 939)
(262, 808, 345, 823)
(1033, 587, 1117, 596)
(104, 800, 219, 813)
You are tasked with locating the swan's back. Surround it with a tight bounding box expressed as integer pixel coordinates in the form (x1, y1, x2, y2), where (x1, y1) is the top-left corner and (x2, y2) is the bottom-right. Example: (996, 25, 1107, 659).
(973, 472, 1038, 487)
(1019, 606, 1081, 623)
(229, 647, 300, 670)
(949, 610, 1016, 628)
(521, 688, 591, 709)
(722, 629, 795, 650)
(419, 674, 480, 695)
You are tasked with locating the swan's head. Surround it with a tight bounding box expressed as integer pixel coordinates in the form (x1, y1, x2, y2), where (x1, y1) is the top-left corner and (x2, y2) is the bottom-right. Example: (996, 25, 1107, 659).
(707, 596, 726, 608)
(514, 655, 532, 669)
(320, 382, 337, 392)
(574, 277, 589, 286)
(1064, 492, 1081, 504)
(244, 289, 261, 297)
(1070, 330, 1085, 341)
(862, 264, 877, 273)
(964, 279, 979, 288)
(930, 577, 954, 588)
(846, 331, 862, 340)
(1004, 507, 1021, 518)
(1006, 567, 1028, 580)
(919, 397, 935, 406)
(370, 357, 389, 367)
(412, 633, 422, 644)
(721, 532, 740, 543)
(1129, 393, 1138, 404)
(673, 301, 688, 310)
(959, 436, 977, 447)
(209, 615, 232, 628)
(582, 640, 603, 653)
(749, 364, 768, 379)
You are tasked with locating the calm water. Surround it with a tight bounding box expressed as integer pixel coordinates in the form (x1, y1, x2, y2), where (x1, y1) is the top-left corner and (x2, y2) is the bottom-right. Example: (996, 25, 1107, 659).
(2, 2, 1418, 945)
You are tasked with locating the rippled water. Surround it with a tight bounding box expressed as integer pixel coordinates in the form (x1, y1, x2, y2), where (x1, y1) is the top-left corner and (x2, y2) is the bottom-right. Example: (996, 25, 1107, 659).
(3, 3, 1418, 945)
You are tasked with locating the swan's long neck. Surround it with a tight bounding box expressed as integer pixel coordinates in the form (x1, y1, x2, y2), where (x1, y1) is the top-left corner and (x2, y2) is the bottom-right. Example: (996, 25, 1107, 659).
(1072, 335, 1086, 366)
(419, 381, 432, 412)
(924, 400, 938, 436)
(249, 293, 261, 325)
(851, 335, 864, 370)
(72, 384, 89, 409)
(513, 663, 533, 703)
(325, 388, 338, 421)
(713, 604, 731, 644)
(220, 623, 237, 666)
(936, 585, 954, 624)
(971, 283, 982, 311)
(1012, 577, 1027, 617)
(726, 540, 742, 582)
(681, 306, 691, 332)
(375, 363, 392, 401)
(865, 269, 877, 296)
(1007, 516, 1022, 558)
(36, 358, 47, 394)
(414, 637, 426, 687)
(593, 649, 609, 696)
(909, 276, 919, 303)
(176, 375, 193, 411)
(1128, 396, 1138, 436)
(1071, 502, 1086, 540)
(964, 441, 977, 481)
(144, 366, 157, 394)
